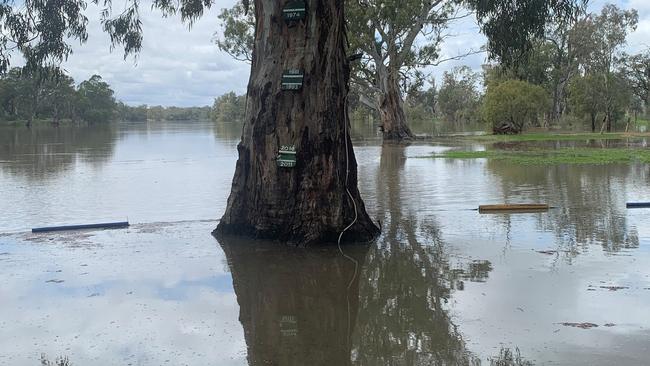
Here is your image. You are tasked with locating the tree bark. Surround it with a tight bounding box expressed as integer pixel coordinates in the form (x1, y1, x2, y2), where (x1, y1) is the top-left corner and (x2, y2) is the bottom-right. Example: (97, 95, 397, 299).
(215, 0, 379, 245)
(550, 78, 568, 125)
(606, 112, 612, 132)
(378, 71, 414, 142)
(590, 112, 596, 133)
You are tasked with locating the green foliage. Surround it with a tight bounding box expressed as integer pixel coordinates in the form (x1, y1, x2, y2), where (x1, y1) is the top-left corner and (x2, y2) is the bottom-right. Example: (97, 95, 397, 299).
(0, 0, 88, 73)
(215, 2, 254, 62)
(437, 66, 480, 125)
(116, 103, 211, 121)
(1, 0, 217, 73)
(622, 51, 650, 107)
(211, 91, 246, 122)
(566, 72, 633, 131)
(0, 67, 116, 124)
(77, 75, 116, 123)
(564, 5, 637, 131)
(467, 0, 588, 66)
(570, 5, 638, 74)
(486, 4, 641, 131)
(117, 102, 148, 121)
(486, 41, 557, 87)
(482, 79, 550, 134)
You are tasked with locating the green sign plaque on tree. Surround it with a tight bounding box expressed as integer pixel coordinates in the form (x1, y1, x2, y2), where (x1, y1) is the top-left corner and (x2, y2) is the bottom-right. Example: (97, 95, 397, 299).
(281, 69, 304, 91)
(277, 145, 297, 168)
(282, 0, 307, 22)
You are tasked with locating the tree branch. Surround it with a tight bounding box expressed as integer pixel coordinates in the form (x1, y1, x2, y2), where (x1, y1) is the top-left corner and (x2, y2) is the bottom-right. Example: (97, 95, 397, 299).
(416, 48, 486, 67)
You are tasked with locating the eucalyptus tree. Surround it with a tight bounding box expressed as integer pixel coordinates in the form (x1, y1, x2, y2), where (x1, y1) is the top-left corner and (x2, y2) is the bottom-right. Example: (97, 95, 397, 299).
(38, 72, 77, 125)
(622, 51, 650, 109)
(544, 8, 587, 124)
(77, 75, 117, 123)
(437, 66, 480, 126)
(568, 73, 607, 132)
(1, 0, 588, 244)
(211, 91, 246, 122)
(346, 0, 477, 141)
(569, 4, 637, 131)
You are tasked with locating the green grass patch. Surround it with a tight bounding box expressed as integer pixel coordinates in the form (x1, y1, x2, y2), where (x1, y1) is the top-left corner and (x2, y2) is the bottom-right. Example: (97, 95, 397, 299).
(465, 132, 645, 143)
(636, 118, 650, 127)
(431, 148, 650, 165)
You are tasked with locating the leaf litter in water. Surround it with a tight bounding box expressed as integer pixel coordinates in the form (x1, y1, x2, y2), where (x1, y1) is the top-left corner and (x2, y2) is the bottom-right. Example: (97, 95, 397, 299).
(587, 285, 629, 291)
(561, 322, 598, 329)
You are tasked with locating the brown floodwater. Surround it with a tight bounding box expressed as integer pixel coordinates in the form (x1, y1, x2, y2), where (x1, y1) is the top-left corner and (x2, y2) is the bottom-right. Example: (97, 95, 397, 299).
(1, 121, 650, 365)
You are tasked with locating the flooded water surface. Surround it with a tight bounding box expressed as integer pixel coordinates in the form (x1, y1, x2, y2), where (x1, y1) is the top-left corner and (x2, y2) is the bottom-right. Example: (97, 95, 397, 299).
(1, 121, 650, 365)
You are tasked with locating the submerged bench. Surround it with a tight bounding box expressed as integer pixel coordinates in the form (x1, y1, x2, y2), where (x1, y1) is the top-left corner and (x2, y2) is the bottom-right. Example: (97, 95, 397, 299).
(479, 204, 549, 213)
(626, 202, 650, 208)
(32, 221, 130, 233)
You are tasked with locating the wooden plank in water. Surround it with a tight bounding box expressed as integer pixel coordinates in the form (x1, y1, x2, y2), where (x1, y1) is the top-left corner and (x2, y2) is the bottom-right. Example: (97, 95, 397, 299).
(479, 204, 549, 213)
(626, 202, 650, 208)
(32, 221, 129, 233)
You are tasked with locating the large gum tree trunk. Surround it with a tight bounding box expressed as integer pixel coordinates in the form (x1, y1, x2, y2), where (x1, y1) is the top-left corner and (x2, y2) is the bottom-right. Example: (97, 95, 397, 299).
(379, 72, 415, 142)
(215, 0, 379, 245)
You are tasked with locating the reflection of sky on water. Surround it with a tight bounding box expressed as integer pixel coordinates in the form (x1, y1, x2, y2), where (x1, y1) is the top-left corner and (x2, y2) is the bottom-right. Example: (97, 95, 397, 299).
(0, 221, 247, 366)
(2, 123, 650, 365)
(357, 144, 650, 365)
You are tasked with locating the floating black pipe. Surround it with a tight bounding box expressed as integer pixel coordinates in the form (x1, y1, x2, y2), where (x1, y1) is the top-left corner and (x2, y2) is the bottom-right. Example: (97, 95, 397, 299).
(626, 202, 650, 208)
(32, 221, 129, 233)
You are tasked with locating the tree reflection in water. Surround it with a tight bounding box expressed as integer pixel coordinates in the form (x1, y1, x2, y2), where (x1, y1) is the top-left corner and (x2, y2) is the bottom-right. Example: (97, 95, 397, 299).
(352, 145, 486, 365)
(0, 124, 117, 178)
(486, 160, 640, 253)
(220, 240, 369, 366)
(219, 145, 536, 366)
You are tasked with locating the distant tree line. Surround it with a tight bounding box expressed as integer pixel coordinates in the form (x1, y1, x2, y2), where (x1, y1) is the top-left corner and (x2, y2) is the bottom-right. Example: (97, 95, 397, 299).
(211, 91, 246, 123)
(0, 67, 116, 126)
(116, 103, 212, 121)
(119, 91, 248, 123)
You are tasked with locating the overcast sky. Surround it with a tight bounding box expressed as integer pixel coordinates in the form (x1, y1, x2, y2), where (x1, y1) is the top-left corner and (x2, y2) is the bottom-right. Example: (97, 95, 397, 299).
(52, 0, 650, 107)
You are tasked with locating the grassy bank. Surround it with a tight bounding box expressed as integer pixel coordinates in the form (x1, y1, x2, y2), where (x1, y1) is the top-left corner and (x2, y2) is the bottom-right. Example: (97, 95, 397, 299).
(429, 148, 650, 165)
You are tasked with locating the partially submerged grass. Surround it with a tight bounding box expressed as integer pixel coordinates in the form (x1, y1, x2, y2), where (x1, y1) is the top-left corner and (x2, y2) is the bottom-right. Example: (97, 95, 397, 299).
(430, 148, 650, 165)
(466, 132, 650, 143)
(40, 354, 72, 366)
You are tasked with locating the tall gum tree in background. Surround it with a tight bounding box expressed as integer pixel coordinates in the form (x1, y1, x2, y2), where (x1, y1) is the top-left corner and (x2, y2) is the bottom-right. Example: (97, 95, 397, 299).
(569, 4, 637, 132)
(346, 0, 471, 142)
(1, 0, 587, 245)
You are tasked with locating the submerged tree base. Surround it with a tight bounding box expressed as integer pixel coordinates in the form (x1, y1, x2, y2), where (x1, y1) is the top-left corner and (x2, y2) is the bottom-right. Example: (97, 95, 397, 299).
(213, 219, 380, 247)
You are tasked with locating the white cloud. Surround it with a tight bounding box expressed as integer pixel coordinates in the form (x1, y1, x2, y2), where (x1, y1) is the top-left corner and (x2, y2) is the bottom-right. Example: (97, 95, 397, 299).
(62, 0, 248, 107)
